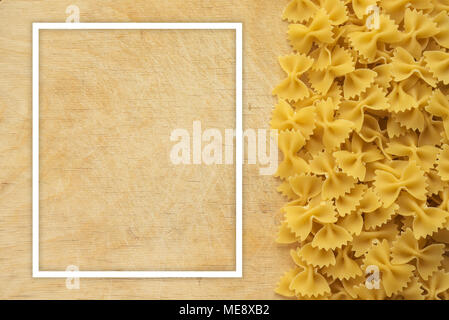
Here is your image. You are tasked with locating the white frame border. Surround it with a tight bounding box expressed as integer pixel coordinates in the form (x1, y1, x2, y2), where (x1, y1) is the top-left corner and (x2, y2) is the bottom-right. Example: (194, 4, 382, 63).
(32, 22, 243, 278)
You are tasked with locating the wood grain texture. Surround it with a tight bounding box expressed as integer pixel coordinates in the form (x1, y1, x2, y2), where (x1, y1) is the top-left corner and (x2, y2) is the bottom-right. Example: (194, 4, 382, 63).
(0, 0, 292, 299)
(39, 29, 237, 272)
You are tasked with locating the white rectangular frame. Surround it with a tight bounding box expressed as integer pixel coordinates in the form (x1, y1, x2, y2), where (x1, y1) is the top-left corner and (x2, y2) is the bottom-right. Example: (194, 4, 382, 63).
(32, 22, 243, 278)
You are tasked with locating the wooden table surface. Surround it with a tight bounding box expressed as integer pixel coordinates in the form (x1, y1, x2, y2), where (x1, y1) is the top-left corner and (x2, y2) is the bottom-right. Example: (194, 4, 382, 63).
(0, 0, 293, 299)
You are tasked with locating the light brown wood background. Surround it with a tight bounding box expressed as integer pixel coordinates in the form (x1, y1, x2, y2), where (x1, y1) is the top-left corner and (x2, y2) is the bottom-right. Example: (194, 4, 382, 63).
(0, 0, 292, 299)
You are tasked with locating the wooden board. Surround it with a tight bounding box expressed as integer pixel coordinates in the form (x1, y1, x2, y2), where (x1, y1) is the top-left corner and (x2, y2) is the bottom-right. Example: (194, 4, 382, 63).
(39, 29, 237, 272)
(0, 0, 293, 299)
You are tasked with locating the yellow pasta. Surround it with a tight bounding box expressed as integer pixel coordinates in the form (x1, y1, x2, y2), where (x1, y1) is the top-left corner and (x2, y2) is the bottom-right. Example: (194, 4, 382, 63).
(343, 68, 377, 99)
(308, 46, 354, 94)
(287, 249, 332, 298)
(320, 0, 348, 25)
(311, 223, 353, 250)
(379, 0, 433, 23)
(321, 246, 362, 280)
(399, 276, 426, 300)
(275, 129, 308, 179)
(390, 47, 437, 87)
(427, 89, 449, 138)
(334, 134, 384, 180)
(437, 144, 449, 180)
(351, 222, 398, 257)
(272, 0, 449, 300)
(420, 270, 449, 300)
(335, 184, 366, 216)
(433, 11, 449, 48)
(391, 228, 445, 280)
(385, 133, 439, 172)
(419, 112, 444, 146)
(386, 116, 409, 138)
(309, 151, 357, 199)
(314, 98, 354, 150)
(392, 109, 427, 133)
(374, 160, 427, 207)
(338, 85, 389, 131)
(297, 243, 336, 268)
(282, 0, 319, 23)
(364, 203, 399, 230)
(284, 198, 338, 241)
(272, 54, 314, 102)
(271, 100, 316, 139)
(347, 14, 402, 61)
(394, 8, 439, 59)
(288, 173, 323, 204)
(337, 210, 364, 235)
(351, 0, 377, 19)
(288, 9, 334, 54)
(426, 169, 445, 195)
(388, 79, 432, 113)
(363, 240, 416, 297)
(424, 50, 449, 84)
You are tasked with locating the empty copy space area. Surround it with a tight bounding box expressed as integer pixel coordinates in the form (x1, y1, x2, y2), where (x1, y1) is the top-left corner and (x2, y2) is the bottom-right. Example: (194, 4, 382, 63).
(38, 29, 236, 271)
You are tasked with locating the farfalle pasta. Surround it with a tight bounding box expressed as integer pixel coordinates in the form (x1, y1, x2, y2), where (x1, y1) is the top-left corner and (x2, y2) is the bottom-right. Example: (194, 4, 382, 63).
(373, 160, 427, 207)
(347, 14, 402, 62)
(314, 98, 354, 149)
(273, 0, 449, 300)
(309, 151, 357, 199)
(338, 85, 389, 131)
(275, 129, 308, 178)
(343, 68, 377, 99)
(424, 50, 449, 84)
(287, 9, 334, 54)
(309, 46, 355, 94)
(385, 133, 439, 171)
(272, 54, 314, 101)
(334, 134, 384, 180)
(390, 47, 437, 87)
(391, 228, 445, 279)
(363, 240, 415, 296)
(394, 8, 439, 59)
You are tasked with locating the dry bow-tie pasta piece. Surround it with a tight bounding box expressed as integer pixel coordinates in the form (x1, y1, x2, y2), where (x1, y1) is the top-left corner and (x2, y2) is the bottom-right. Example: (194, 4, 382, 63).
(273, 0, 449, 299)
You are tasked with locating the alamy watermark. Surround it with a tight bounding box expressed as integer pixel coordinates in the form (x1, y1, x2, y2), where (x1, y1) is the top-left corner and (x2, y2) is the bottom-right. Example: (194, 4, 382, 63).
(365, 265, 381, 290)
(366, 5, 380, 30)
(66, 4, 80, 23)
(169, 121, 278, 175)
(65, 265, 80, 289)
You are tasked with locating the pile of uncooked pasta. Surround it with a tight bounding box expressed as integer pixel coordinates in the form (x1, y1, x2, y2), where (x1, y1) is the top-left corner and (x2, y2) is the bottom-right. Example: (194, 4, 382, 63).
(272, 0, 449, 299)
